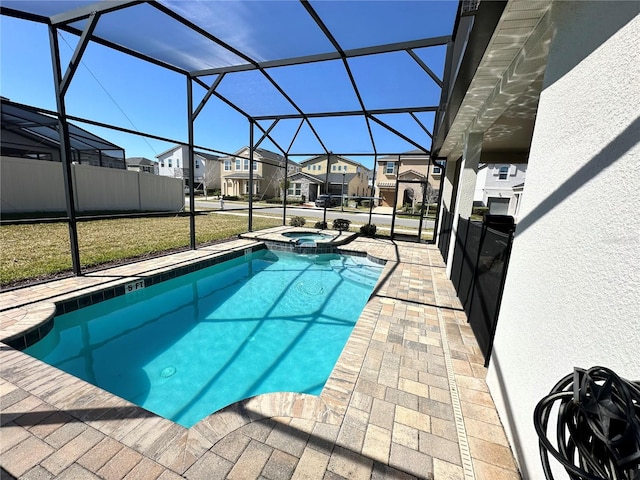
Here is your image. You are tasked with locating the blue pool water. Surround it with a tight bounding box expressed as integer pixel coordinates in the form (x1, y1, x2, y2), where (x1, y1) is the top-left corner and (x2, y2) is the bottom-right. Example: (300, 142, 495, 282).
(25, 250, 383, 427)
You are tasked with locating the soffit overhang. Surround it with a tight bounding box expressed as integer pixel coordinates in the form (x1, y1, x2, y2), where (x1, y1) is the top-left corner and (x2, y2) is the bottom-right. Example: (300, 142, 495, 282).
(437, 0, 554, 160)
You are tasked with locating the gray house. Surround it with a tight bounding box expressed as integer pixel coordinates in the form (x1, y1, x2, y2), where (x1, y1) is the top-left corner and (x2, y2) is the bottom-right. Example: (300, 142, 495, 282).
(126, 157, 158, 174)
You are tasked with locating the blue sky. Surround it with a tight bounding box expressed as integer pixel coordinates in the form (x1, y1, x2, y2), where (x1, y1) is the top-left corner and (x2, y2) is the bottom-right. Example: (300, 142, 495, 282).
(0, 1, 457, 168)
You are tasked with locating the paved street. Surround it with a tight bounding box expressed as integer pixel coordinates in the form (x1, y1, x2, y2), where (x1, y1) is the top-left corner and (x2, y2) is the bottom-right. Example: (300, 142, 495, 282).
(186, 198, 435, 231)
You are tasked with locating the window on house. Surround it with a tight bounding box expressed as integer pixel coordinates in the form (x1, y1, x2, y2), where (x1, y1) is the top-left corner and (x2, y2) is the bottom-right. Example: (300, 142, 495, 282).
(433, 166, 441, 174)
(224, 160, 231, 171)
(195, 160, 200, 169)
(288, 182, 302, 196)
(307, 165, 311, 171)
(253, 160, 258, 171)
(168, 159, 172, 168)
(332, 165, 336, 171)
(498, 166, 509, 180)
(255, 182, 259, 194)
(235, 159, 241, 170)
(176, 159, 180, 168)
(385, 161, 394, 174)
(243, 159, 249, 170)
(160, 160, 164, 167)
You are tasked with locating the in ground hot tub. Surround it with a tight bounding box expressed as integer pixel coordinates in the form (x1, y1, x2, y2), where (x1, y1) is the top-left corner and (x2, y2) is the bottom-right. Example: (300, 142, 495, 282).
(282, 232, 334, 246)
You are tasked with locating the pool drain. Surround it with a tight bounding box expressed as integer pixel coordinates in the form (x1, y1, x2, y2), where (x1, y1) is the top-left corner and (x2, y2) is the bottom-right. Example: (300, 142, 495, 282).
(161, 366, 177, 378)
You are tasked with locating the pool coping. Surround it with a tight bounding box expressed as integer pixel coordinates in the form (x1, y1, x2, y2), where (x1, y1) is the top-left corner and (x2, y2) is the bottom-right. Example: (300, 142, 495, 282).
(239, 226, 358, 254)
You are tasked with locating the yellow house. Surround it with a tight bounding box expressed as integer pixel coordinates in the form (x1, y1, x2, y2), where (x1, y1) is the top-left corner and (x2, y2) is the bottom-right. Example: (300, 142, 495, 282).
(375, 151, 442, 209)
(219, 147, 287, 199)
(293, 154, 371, 203)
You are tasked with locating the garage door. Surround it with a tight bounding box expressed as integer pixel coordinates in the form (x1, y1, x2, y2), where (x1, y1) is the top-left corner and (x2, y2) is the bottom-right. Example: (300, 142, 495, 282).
(380, 190, 395, 207)
(488, 197, 510, 215)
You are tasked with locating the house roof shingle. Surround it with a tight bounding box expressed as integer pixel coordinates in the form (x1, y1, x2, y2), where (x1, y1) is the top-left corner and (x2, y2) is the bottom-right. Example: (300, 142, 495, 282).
(126, 157, 156, 166)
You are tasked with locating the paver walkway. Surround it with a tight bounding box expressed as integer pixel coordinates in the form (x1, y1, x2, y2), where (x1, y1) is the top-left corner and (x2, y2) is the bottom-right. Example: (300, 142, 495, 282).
(1, 234, 521, 479)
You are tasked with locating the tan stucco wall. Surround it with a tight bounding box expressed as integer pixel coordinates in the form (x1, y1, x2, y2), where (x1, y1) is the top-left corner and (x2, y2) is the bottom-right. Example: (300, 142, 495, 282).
(375, 157, 441, 208)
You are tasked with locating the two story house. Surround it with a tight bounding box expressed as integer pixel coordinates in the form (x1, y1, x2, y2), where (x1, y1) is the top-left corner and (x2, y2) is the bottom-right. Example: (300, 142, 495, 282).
(374, 150, 442, 210)
(474, 163, 527, 219)
(156, 145, 220, 191)
(220, 147, 292, 199)
(286, 155, 371, 203)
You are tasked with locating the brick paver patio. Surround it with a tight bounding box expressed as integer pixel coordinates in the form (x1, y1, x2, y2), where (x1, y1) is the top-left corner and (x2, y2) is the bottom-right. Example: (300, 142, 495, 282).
(1, 233, 521, 479)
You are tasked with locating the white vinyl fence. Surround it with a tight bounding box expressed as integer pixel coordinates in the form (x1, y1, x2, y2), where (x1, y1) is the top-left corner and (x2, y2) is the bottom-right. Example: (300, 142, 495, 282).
(1, 157, 184, 214)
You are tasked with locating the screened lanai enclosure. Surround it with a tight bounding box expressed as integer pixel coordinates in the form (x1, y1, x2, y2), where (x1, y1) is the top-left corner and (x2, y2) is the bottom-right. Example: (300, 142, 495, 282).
(1, 99, 126, 168)
(0, 0, 465, 278)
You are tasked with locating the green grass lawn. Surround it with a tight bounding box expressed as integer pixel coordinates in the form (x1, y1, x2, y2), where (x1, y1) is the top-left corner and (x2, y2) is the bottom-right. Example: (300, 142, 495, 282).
(0, 213, 282, 286)
(1, 211, 432, 287)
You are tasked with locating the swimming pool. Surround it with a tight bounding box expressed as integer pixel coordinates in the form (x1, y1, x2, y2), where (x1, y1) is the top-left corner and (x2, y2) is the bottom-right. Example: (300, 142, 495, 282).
(24, 249, 383, 427)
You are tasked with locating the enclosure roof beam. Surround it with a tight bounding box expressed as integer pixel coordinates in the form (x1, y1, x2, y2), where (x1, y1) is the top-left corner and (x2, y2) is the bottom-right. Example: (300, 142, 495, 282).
(410, 112, 433, 139)
(368, 115, 430, 154)
(286, 119, 305, 155)
(253, 106, 439, 121)
(407, 49, 444, 88)
(60, 12, 100, 97)
(254, 120, 279, 150)
(192, 73, 225, 121)
(190, 36, 451, 77)
(0, 6, 49, 23)
(60, 23, 189, 75)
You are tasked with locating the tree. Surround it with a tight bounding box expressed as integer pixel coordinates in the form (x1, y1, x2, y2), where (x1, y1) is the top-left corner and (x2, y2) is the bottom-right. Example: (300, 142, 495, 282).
(423, 183, 439, 218)
(201, 158, 220, 199)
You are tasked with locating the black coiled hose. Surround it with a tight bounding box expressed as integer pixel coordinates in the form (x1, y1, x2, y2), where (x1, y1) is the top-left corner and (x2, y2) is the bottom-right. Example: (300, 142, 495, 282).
(533, 366, 640, 480)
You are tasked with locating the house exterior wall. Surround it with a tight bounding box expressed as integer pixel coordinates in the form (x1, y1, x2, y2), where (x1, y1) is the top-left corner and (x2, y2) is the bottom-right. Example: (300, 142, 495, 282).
(220, 148, 284, 199)
(300, 155, 371, 197)
(1, 156, 183, 213)
(301, 155, 356, 175)
(126, 162, 159, 175)
(157, 145, 218, 188)
(486, 4, 640, 479)
(474, 163, 527, 217)
(375, 156, 442, 208)
(286, 177, 318, 202)
(345, 173, 369, 197)
(258, 160, 283, 199)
